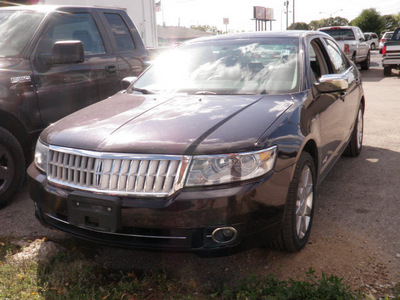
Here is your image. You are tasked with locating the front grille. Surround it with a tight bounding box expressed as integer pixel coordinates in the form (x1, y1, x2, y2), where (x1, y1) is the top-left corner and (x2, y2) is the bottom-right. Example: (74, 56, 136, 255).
(47, 146, 190, 197)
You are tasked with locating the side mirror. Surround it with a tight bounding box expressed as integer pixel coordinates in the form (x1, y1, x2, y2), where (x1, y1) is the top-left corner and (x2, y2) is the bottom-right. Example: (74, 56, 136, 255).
(314, 74, 349, 93)
(52, 40, 84, 65)
(122, 76, 137, 89)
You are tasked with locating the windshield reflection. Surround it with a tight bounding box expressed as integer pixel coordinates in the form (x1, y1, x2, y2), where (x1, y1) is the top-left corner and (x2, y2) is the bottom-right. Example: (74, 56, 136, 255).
(0, 10, 45, 57)
(133, 37, 300, 96)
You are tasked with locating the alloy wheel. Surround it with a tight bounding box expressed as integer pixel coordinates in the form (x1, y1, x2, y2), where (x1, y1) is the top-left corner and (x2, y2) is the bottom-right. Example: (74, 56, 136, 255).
(295, 165, 313, 239)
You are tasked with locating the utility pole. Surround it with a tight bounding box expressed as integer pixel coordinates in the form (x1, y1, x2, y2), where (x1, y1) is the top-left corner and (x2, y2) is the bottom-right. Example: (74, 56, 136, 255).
(293, 0, 295, 28)
(285, 0, 289, 30)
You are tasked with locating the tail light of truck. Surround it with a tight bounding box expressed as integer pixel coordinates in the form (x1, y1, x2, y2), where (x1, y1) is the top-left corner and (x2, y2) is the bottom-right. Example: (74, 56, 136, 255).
(344, 44, 350, 53)
(382, 45, 387, 55)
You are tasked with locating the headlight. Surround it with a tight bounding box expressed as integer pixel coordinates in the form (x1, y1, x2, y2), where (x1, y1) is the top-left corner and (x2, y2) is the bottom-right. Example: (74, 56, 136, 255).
(34, 140, 49, 173)
(185, 146, 277, 186)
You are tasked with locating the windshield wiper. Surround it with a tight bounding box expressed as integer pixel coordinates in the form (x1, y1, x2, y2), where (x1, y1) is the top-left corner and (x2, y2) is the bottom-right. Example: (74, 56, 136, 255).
(132, 87, 156, 94)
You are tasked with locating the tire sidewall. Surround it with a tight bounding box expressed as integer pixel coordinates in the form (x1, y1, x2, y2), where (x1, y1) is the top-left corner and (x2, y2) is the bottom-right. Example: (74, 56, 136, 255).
(0, 127, 25, 206)
(284, 152, 316, 252)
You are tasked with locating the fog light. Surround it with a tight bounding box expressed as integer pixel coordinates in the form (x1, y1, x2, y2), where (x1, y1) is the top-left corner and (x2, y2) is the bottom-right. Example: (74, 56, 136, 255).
(212, 227, 238, 244)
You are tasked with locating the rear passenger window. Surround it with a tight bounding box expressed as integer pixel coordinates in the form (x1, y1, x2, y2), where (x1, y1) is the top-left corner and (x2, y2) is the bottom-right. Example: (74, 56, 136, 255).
(104, 13, 136, 52)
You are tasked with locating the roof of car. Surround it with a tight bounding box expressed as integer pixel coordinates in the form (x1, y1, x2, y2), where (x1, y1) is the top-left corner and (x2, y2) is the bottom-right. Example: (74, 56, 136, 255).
(184, 30, 323, 44)
(318, 26, 357, 30)
(0, 4, 125, 12)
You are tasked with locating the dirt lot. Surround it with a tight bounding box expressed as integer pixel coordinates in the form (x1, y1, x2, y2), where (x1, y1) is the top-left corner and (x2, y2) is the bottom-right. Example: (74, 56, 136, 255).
(1, 51, 399, 296)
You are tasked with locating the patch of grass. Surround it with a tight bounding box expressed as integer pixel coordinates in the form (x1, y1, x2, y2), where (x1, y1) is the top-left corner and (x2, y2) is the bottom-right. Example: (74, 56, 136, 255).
(0, 259, 41, 299)
(36, 252, 178, 299)
(216, 268, 361, 300)
(0, 238, 397, 300)
(0, 236, 20, 259)
(392, 282, 400, 299)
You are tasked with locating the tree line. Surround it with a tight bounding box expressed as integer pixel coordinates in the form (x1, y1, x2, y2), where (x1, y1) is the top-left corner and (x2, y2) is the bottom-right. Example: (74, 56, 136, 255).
(289, 8, 400, 36)
(191, 8, 399, 37)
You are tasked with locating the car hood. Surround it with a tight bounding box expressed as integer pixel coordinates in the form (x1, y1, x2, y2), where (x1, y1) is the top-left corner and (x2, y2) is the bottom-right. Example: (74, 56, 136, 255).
(41, 92, 294, 155)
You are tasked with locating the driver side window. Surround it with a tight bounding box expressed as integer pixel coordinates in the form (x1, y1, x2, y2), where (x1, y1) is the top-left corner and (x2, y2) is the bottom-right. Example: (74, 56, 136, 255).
(36, 13, 105, 58)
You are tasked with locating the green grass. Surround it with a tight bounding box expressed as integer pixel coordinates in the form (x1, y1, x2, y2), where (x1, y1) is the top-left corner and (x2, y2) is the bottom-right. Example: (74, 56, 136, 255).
(217, 269, 361, 300)
(0, 238, 399, 300)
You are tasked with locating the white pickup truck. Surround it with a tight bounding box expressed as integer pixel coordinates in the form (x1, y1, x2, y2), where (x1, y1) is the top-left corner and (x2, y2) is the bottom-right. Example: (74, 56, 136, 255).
(319, 26, 370, 70)
(382, 28, 400, 76)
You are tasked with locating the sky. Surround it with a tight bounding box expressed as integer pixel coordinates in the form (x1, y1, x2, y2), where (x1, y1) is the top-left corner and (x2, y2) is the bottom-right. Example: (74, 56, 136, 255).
(156, 0, 400, 32)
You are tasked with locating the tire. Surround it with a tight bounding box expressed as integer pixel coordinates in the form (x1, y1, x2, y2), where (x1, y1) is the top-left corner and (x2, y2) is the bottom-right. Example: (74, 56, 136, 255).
(344, 104, 364, 157)
(383, 66, 391, 76)
(371, 43, 375, 50)
(360, 51, 370, 70)
(0, 127, 25, 207)
(270, 152, 315, 252)
(352, 53, 357, 64)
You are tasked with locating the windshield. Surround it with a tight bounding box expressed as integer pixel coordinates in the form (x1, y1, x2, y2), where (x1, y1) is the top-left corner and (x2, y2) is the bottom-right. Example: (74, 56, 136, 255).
(0, 10, 45, 57)
(320, 29, 355, 41)
(133, 37, 299, 95)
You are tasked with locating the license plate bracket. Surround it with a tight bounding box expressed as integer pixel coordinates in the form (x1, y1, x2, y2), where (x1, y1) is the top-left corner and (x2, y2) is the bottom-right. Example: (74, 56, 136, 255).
(68, 192, 121, 233)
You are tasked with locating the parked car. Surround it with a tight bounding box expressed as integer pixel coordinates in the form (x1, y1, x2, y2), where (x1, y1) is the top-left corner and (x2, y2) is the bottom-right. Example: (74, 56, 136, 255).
(379, 31, 394, 54)
(0, 5, 148, 206)
(364, 32, 379, 50)
(318, 26, 370, 70)
(382, 28, 400, 76)
(28, 31, 365, 254)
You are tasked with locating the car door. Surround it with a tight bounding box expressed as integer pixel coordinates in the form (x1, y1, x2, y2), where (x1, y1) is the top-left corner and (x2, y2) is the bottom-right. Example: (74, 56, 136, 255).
(31, 10, 120, 125)
(323, 37, 360, 145)
(308, 37, 348, 174)
(100, 11, 147, 81)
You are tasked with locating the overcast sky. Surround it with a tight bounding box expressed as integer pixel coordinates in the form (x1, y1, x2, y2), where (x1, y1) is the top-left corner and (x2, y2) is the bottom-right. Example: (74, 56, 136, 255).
(156, 0, 400, 32)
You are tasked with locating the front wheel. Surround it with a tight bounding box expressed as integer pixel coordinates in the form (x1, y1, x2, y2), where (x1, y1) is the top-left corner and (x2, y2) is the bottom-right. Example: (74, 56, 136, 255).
(0, 127, 25, 207)
(270, 152, 315, 252)
(344, 104, 364, 157)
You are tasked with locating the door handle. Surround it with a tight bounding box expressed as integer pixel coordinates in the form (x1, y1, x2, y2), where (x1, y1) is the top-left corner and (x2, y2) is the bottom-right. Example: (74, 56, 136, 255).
(105, 65, 117, 76)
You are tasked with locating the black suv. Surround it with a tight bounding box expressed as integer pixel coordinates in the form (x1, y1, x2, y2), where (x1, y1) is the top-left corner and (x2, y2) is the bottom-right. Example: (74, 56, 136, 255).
(0, 5, 148, 205)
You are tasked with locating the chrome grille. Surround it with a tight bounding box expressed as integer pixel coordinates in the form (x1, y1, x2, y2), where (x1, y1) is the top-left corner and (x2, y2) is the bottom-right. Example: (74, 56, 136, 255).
(47, 146, 190, 197)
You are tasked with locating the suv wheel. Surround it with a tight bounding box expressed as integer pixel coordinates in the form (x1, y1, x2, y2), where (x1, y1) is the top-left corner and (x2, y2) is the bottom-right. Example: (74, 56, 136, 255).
(0, 127, 25, 207)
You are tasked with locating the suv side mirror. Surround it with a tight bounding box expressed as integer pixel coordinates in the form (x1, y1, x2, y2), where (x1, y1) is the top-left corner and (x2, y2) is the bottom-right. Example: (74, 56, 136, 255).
(52, 40, 84, 65)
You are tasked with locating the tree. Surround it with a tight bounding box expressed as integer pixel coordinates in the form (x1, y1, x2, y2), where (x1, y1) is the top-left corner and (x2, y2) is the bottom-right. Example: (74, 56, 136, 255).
(288, 22, 310, 30)
(308, 17, 349, 30)
(382, 14, 400, 32)
(190, 25, 220, 34)
(351, 8, 385, 35)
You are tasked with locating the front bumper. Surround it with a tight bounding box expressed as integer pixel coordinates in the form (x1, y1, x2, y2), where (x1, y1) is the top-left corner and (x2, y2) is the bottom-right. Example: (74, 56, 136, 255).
(27, 163, 292, 252)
